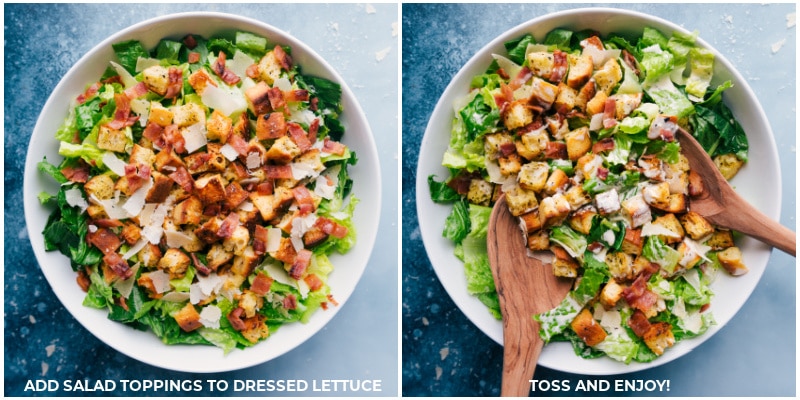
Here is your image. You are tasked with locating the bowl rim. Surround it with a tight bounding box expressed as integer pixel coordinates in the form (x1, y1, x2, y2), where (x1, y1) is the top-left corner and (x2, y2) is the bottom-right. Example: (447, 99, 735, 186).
(415, 6, 780, 375)
(23, 10, 381, 373)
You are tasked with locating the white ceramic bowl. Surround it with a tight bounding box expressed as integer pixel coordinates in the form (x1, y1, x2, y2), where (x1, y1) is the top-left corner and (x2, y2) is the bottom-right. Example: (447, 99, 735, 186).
(416, 7, 779, 375)
(23, 12, 380, 373)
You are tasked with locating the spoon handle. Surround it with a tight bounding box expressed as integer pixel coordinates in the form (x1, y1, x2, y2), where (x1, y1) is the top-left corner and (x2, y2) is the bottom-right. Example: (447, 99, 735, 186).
(500, 328, 541, 397)
(710, 192, 796, 257)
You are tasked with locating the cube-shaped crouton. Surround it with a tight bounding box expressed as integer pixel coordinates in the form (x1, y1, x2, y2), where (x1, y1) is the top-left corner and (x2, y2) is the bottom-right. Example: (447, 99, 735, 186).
(250, 192, 276, 221)
(498, 154, 523, 176)
(194, 216, 223, 244)
(568, 206, 596, 235)
(265, 136, 301, 164)
(148, 102, 174, 127)
(129, 144, 156, 169)
(539, 193, 571, 228)
(565, 127, 591, 161)
(237, 290, 264, 319)
(144, 171, 174, 204)
(593, 59, 623, 95)
(575, 154, 603, 180)
(651, 213, 685, 244)
(612, 93, 642, 120)
(256, 112, 287, 140)
(84, 174, 115, 200)
(677, 240, 702, 269)
(157, 248, 191, 279)
(97, 125, 128, 153)
(564, 184, 592, 209)
(622, 194, 652, 228)
(184, 152, 211, 175)
(680, 211, 714, 240)
(258, 51, 282, 85)
(575, 79, 597, 112)
(240, 314, 270, 344)
(544, 168, 569, 195)
(530, 77, 559, 109)
(620, 228, 644, 255)
(585, 90, 608, 116)
(206, 243, 233, 271)
(518, 161, 549, 192)
(154, 149, 185, 172)
(223, 225, 250, 256)
(643, 182, 686, 213)
(187, 69, 217, 94)
(527, 230, 550, 251)
(704, 230, 735, 250)
(137, 243, 162, 268)
(206, 109, 232, 143)
(545, 114, 570, 140)
(303, 226, 330, 248)
(717, 246, 748, 276)
(86, 204, 108, 220)
(552, 253, 579, 278)
(567, 54, 594, 89)
(594, 189, 621, 216)
(172, 196, 203, 226)
(174, 303, 203, 332)
(519, 209, 543, 233)
(228, 247, 260, 289)
(606, 251, 634, 281)
(484, 132, 515, 160)
(270, 237, 297, 265)
(245, 81, 271, 115)
(713, 153, 745, 180)
(194, 174, 227, 205)
(505, 185, 538, 216)
(527, 51, 554, 79)
(554, 83, 578, 114)
(688, 169, 704, 197)
(643, 322, 675, 356)
(503, 100, 533, 131)
(638, 154, 665, 181)
(120, 222, 141, 245)
(571, 308, 607, 347)
(142, 65, 170, 96)
(467, 179, 493, 206)
(600, 279, 624, 308)
(515, 128, 549, 160)
(172, 102, 206, 128)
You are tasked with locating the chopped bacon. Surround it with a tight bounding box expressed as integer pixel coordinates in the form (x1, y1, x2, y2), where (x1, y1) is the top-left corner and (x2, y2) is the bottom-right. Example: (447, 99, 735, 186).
(498, 141, 517, 157)
(212, 52, 241, 85)
(266, 87, 286, 110)
(288, 249, 312, 280)
(107, 93, 139, 130)
(544, 141, 568, 159)
(61, 161, 90, 183)
(285, 89, 309, 103)
(549, 50, 568, 83)
(103, 252, 133, 280)
(309, 97, 319, 112)
(163, 124, 186, 154)
(76, 82, 102, 104)
(142, 122, 165, 145)
(622, 50, 641, 77)
(216, 212, 240, 239)
(282, 294, 298, 310)
(596, 167, 609, 181)
(322, 138, 346, 156)
(603, 98, 618, 129)
(246, 63, 260, 79)
(186, 152, 211, 172)
(203, 203, 221, 217)
(627, 310, 652, 337)
(303, 274, 324, 292)
(307, 118, 320, 145)
(124, 82, 148, 99)
(315, 217, 349, 239)
(168, 166, 195, 193)
(264, 164, 293, 179)
(226, 133, 249, 156)
(326, 294, 339, 307)
(124, 163, 151, 194)
(250, 272, 274, 295)
(272, 45, 293, 71)
(183, 34, 198, 49)
(494, 82, 515, 114)
(227, 307, 247, 331)
(509, 66, 532, 90)
(496, 67, 510, 80)
(253, 225, 269, 256)
(446, 172, 475, 195)
(187, 52, 201, 64)
(191, 252, 211, 276)
(592, 137, 616, 154)
(76, 270, 91, 292)
(92, 219, 123, 228)
(292, 186, 316, 215)
(287, 123, 312, 152)
(88, 228, 122, 254)
(256, 180, 274, 195)
(164, 67, 183, 99)
(622, 274, 659, 313)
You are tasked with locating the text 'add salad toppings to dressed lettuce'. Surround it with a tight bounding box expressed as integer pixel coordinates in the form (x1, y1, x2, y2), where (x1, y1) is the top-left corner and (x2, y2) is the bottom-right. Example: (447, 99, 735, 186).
(39, 31, 359, 352)
(429, 26, 750, 364)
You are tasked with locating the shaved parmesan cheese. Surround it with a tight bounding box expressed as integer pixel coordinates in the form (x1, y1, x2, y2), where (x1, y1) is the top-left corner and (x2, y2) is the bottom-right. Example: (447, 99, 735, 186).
(314, 175, 336, 199)
(290, 235, 305, 252)
(142, 202, 170, 244)
(102, 152, 128, 176)
(227, 50, 255, 80)
(197, 273, 225, 297)
(273, 77, 293, 92)
(64, 187, 88, 212)
(264, 259, 294, 286)
(161, 291, 190, 303)
(182, 122, 208, 153)
(147, 270, 172, 294)
(165, 230, 195, 249)
(297, 278, 310, 299)
(237, 201, 254, 212)
(109, 61, 138, 88)
(130, 98, 150, 127)
(199, 305, 222, 329)
(113, 262, 140, 298)
(291, 161, 318, 180)
(246, 151, 262, 170)
(122, 238, 148, 260)
(201, 84, 247, 117)
(122, 177, 153, 217)
(91, 193, 129, 220)
(135, 57, 160, 73)
(266, 228, 282, 253)
(641, 221, 681, 238)
(189, 283, 206, 305)
(492, 53, 522, 82)
(287, 108, 316, 126)
(220, 143, 239, 161)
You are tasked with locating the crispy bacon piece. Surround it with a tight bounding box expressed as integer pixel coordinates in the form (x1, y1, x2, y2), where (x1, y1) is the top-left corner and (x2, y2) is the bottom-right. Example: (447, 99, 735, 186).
(253, 225, 269, 256)
(292, 186, 316, 215)
(76, 270, 91, 292)
(87, 227, 122, 254)
(226, 132, 249, 156)
(124, 163, 152, 194)
(107, 93, 139, 129)
(76, 82, 102, 104)
(187, 52, 201, 64)
(287, 123, 312, 152)
(164, 67, 183, 99)
(592, 137, 616, 154)
(549, 50, 568, 83)
(544, 141, 568, 159)
(163, 124, 186, 154)
(596, 167, 609, 180)
(227, 307, 247, 331)
(124, 82, 148, 99)
(282, 294, 298, 310)
(622, 50, 641, 77)
(142, 122, 165, 145)
(498, 141, 517, 157)
(509, 66, 532, 90)
(212, 52, 241, 85)
(307, 118, 320, 145)
(216, 212, 240, 239)
(61, 161, 90, 183)
(603, 98, 617, 129)
(272, 45, 293, 71)
(92, 219, 124, 228)
(264, 164, 293, 179)
(494, 82, 515, 114)
(246, 63, 260, 79)
(191, 252, 211, 276)
(304, 274, 324, 292)
(250, 272, 274, 295)
(256, 180, 274, 195)
(183, 34, 198, 49)
(309, 97, 319, 112)
(103, 252, 133, 280)
(266, 86, 286, 110)
(285, 89, 309, 103)
(322, 138, 346, 156)
(168, 166, 195, 193)
(627, 309, 652, 337)
(496, 67, 510, 80)
(623, 273, 659, 313)
(288, 249, 312, 280)
(315, 217, 349, 239)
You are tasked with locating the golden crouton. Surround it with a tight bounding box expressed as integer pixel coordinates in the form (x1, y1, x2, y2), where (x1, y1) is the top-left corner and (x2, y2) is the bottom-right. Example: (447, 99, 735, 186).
(142, 65, 170, 96)
(563, 184, 592, 209)
(206, 109, 232, 143)
(717, 246, 748, 276)
(498, 153, 523, 176)
(97, 125, 128, 153)
(544, 168, 569, 196)
(519, 209, 543, 233)
(505, 185, 539, 216)
(652, 213, 685, 244)
(643, 182, 686, 213)
(527, 230, 550, 251)
(565, 126, 591, 161)
(84, 174, 115, 200)
(240, 314, 270, 343)
(575, 78, 597, 112)
(187, 69, 217, 95)
(270, 237, 297, 265)
(172, 196, 203, 226)
(527, 51, 554, 79)
(515, 128, 549, 161)
(539, 193, 571, 228)
(194, 174, 227, 205)
(704, 230, 735, 250)
(258, 51, 282, 85)
(120, 222, 141, 245)
(606, 251, 634, 281)
(567, 54, 594, 89)
(680, 211, 715, 240)
(206, 243, 233, 271)
(568, 206, 596, 235)
(467, 179, 493, 206)
(172, 102, 206, 128)
(174, 303, 203, 332)
(148, 102, 174, 127)
(530, 77, 559, 109)
(245, 81, 272, 115)
(157, 248, 191, 279)
(600, 279, 624, 308)
(223, 225, 250, 256)
(593, 58, 623, 95)
(503, 100, 533, 131)
(137, 243, 163, 268)
(129, 144, 156, 169)
(585, 90, 608, 116)
(552, 249, 579, 278)
(620, 228, 644, 256)
(237, 290, 264, 319)
(643, 322, 675, 356)
(265, 136, 301, 164)
(677, 241, 702, 269)
(713, 153, 745, 180)
(518, 161, 549, 192)
(144, 170, 174, 204)
(484, 132, 515, 160)
(554, 83, 578, 114)
(571, 308, 607, 347)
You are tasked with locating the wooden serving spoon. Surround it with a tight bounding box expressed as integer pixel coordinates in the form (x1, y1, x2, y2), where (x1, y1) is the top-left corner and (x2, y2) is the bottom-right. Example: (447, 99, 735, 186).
(487, 196, 573, 397)
(676, 128, 795, 256)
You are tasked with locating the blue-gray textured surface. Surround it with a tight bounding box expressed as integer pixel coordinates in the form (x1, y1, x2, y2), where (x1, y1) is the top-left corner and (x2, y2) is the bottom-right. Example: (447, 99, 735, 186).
(4, 3, 398, 397)
(402, 3, 795, 397)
